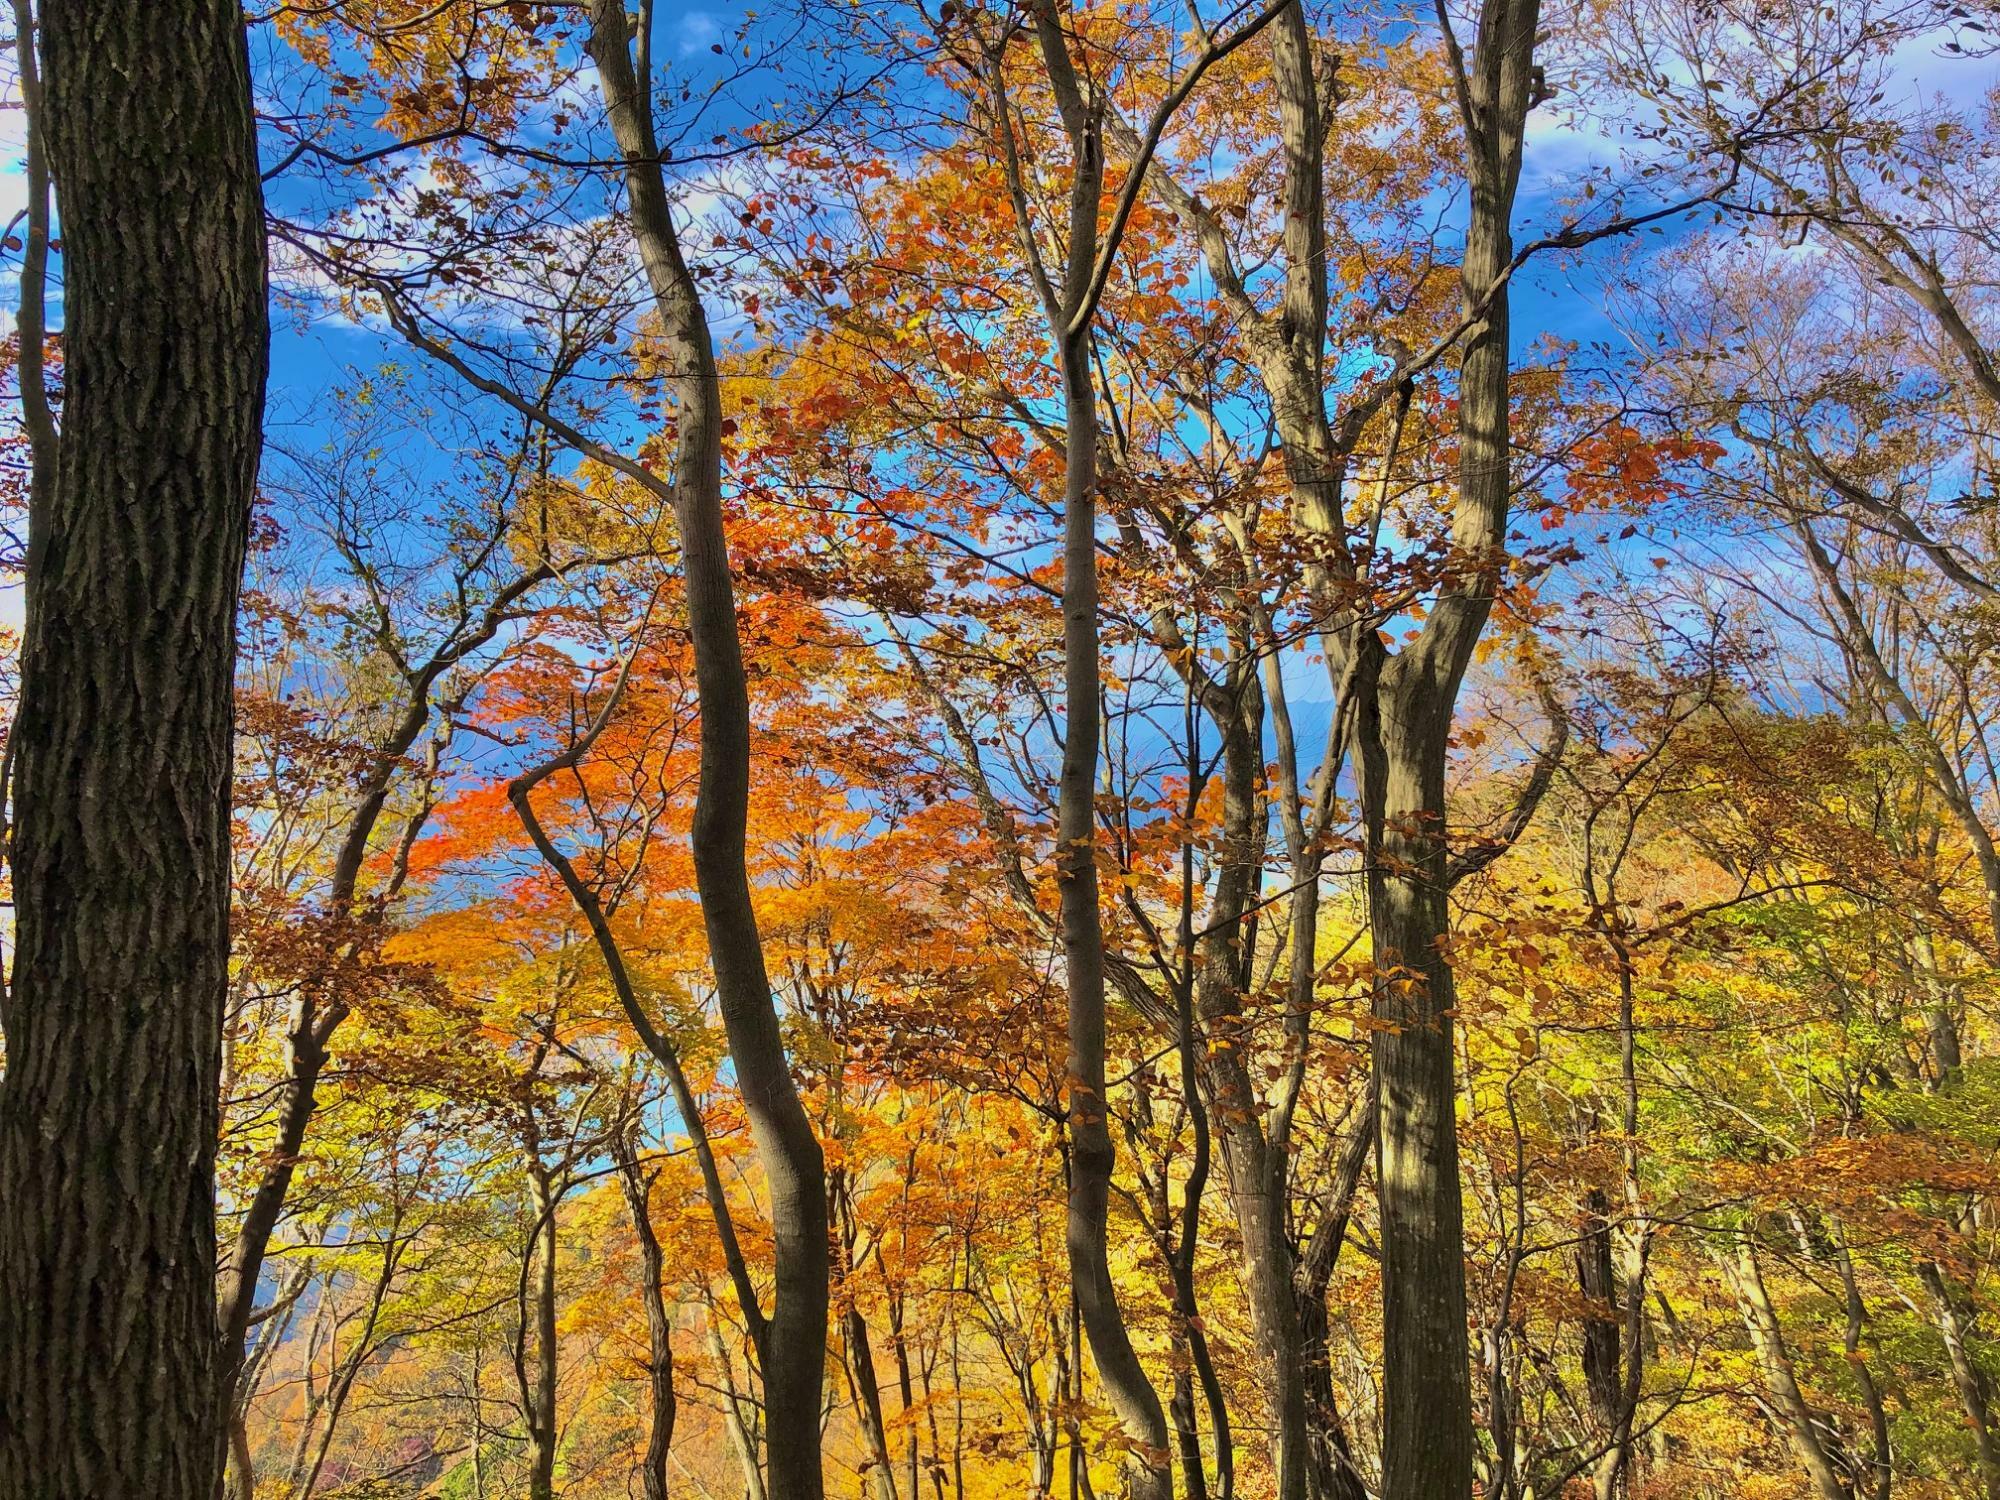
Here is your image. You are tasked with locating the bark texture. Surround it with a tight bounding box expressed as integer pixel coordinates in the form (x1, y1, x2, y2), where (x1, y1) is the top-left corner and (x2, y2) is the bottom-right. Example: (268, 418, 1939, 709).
(0, 1, 266, 1494)
(1363, 6, 1539, 1495)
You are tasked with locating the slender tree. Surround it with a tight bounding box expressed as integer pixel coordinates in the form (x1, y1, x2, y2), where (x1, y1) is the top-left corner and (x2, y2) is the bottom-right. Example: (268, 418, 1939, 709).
(583, 4, 830, 1491)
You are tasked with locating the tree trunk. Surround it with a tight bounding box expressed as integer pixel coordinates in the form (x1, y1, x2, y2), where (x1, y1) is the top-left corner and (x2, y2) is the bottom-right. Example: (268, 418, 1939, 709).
(1053, 316, 1170, 1498)
(1298, 1288, 1368, 1500)
(1577, 1185, 1623, 1488)
(615, 1126, 677, 1500)
(582, 7, 829, 1494)
(846, 1303, 901, 1500)
(1363, 5, 1539, 1495)
(1015, 6, 1175, 1482)
(887, 1281, 924, 1500)
(1727, 1242, 1850, 1500)
(993, 17, 1176, 1482)
(836, 1169, 901, 1500)
(523, 1160, 561, 1500)
(1295, 1092, 1373, 1500)
(227, 1414, 255, 1500)
(216, 688, 455, 1421)
(1919, 1260, 2000, 1500)
(705, 1302, 771, 1500)
(1836, 1234, 1891, 1500)
(1356, 689, 1477, 1500)
(0, 0, 266, 1494)
(1197, 670, 1311, 1500)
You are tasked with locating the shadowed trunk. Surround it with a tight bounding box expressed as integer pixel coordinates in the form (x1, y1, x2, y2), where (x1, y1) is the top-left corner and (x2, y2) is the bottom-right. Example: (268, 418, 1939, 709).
(615, 1125, 677, 1500)
(1363, 4, 1539, 1494)
(519, 1145, 561, 1500)
(582, 5, 829, 1493)
(0, 0, 266, 1494)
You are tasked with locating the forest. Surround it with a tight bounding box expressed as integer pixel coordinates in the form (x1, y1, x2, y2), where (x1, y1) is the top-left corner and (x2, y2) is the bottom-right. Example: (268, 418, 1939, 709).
(2, 0, 1999, 1498)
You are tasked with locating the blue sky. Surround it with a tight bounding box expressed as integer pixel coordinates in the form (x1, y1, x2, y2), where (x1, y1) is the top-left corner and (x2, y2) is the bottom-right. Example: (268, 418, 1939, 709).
(4, 2, 1991, 657)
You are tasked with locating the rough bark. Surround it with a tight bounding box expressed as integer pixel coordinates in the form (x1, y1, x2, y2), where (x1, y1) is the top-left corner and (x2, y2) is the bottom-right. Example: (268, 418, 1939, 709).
(1362, 6, 1540, 1495)
(581, 5, 829, 1493)
(1107, 4, 1542, 1492)
(0, 0, 266, 1494)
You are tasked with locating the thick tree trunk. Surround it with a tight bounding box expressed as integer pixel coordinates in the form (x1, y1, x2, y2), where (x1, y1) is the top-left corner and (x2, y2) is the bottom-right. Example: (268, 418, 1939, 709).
(582, 7, 829, 1494)
(0, 1, 266, 1494)
(1577, 1187, 1622, 1451)
(1356, 686, 1477, 1500)
(1363, 6, 1539, 1495)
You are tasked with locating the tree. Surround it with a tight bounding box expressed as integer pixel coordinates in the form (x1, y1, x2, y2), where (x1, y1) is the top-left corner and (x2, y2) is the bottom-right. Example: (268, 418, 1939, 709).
(12, 4, 2000, 1498)
(0, 1, 267, 1494)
